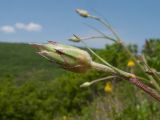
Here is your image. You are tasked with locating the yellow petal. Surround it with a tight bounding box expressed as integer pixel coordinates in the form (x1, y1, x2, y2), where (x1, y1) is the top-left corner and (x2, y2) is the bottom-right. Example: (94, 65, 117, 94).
(104, 82, 112, 93)
(127, 60, 135, 67)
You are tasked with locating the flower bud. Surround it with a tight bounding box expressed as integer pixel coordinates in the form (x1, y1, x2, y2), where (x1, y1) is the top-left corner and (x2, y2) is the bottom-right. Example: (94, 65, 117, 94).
(32, 41, 92, 73)
(80, 82, 92, 87)
(76, 9, 90, 18)
(68, 35, 81, 42)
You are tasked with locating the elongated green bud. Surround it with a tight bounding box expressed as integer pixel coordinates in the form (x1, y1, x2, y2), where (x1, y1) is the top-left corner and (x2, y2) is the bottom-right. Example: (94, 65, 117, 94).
(32, 41, 92, 73)
(76, 9, 90, 18)
(69, 35, 81, 42)
(80, 82, 92, 87)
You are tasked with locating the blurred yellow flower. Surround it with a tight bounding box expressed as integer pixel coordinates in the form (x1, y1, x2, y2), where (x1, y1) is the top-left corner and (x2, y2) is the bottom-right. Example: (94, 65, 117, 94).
(127, 60, 135, 67)
(104, 82, 112, 93)
(63, 115, 68, 120)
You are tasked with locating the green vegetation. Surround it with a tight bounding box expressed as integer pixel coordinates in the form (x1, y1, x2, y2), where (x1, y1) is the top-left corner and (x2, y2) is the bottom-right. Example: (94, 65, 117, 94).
(0, 40, 160, 120)
(0, 42, 66, 82)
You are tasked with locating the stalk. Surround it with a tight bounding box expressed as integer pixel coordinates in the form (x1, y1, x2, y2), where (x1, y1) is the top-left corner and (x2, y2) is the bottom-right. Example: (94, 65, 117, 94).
(91, 61, 135, 78)
(91, 61, 160, 102)
(89, 16, 160, 91)
(128, 78, 160, 102)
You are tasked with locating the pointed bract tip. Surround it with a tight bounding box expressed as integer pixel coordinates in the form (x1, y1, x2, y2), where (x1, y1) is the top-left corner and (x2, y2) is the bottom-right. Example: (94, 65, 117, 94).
(48, 41, 57, 45)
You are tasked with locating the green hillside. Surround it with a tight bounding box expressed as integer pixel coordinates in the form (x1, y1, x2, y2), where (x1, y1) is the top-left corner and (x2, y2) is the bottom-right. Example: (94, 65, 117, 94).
(0, 42, 66, 81)
(0, 41, 160, 120)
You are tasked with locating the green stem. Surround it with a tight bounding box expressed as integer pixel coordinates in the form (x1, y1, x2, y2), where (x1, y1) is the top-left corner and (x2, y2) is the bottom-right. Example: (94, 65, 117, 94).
(141, 55, 160, 83)
(90, 16, 121, 41)
(82, 35, 116, 42)
(91, 61, 160, 102)
(90, 15, 160, 91)
(84, 23, 117, 42)
(81, 39, 136, 78)
(91, 61, 135, 78)
(90, 76, 117, 84)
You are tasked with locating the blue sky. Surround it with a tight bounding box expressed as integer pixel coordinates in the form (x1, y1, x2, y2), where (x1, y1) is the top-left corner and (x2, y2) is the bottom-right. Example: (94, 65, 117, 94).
(0, 0, 160, 48)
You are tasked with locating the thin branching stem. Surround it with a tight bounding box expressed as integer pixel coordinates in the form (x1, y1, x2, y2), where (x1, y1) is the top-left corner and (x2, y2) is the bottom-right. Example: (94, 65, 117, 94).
(81, 36, 114, 41)
(92, 61, 160, 102)
(90, 16, 122, 42)
(90, 76, 117, 85)
(84, 23, 117, 42)
(88, 15, 160, 91)
(141, 54, 160, 81)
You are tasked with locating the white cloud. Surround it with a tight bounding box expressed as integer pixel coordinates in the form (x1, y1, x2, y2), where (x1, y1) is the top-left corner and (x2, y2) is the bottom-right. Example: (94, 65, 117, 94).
(0, 22, 42, 34)
(15, 22, 42, 32)
(0, 26, 15, 33)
